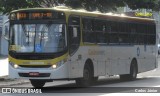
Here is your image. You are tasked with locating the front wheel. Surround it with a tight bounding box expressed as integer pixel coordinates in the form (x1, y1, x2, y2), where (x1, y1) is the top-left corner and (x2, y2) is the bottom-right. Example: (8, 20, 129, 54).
(76, 65, 92, 87)
(30, 79, 46, 88)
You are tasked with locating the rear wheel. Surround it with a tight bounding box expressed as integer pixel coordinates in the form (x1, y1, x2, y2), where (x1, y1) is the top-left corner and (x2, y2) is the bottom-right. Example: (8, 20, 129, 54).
(120, 60, 138, 81)
(76, 65, 92, 87)
(129, 60, 138, 80)
(30, 79, 46, 88)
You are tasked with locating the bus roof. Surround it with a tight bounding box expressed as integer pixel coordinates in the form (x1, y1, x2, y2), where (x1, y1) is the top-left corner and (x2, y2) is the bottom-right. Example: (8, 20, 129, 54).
(11, 6, 155, 23)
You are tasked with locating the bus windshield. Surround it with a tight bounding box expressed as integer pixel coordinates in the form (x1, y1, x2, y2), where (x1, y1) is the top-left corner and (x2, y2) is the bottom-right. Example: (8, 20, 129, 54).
(10, 23, 67, 53)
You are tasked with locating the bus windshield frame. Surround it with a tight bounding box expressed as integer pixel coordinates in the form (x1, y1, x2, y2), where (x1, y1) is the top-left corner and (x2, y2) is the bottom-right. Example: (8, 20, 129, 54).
(9, 8, 67, 54)
(10, 21, 67, 54)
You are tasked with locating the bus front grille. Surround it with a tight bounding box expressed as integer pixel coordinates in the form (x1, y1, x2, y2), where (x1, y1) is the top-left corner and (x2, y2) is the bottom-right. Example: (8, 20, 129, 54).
(19, 65, 52, 68)
(19, 73, 50, 77)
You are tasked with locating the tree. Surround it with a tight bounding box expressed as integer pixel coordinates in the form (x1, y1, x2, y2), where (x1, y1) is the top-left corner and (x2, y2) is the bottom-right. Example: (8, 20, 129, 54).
(124, 0, 158, 10)
(65, 0, 125, 12)
(0, 0, 160, 14)
(0, 0, 66, 14)
(0, 0, 38, 14)
(65, 0, 160, 12)
(34, 0, 65, 7)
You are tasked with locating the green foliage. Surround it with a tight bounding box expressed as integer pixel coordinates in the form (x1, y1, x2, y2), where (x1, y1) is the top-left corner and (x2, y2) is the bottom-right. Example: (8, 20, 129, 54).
(64, 0, 125, 12)
(65, 0, 159, 12)
(125, 0, 157, 10)
(0, 0, 159, 14)
(0, 0, 39, 14)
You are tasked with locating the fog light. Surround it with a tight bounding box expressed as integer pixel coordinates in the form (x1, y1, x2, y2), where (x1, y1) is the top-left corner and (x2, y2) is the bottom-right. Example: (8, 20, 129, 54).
(52, 65, 57, 69)
(14, 64, 19, 69)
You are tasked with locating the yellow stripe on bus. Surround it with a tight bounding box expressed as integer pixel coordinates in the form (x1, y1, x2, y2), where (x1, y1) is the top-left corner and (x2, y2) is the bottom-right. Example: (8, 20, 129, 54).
(8, 53, 69, 65)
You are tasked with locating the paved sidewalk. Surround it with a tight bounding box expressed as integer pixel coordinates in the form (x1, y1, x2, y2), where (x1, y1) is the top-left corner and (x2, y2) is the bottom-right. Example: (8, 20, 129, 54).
(0, 55, 8, 77)
(0, 76, 30, 87)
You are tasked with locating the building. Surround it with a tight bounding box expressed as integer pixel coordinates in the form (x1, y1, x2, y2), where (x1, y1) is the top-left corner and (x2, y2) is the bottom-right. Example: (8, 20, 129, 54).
(0, 13, 8, 56)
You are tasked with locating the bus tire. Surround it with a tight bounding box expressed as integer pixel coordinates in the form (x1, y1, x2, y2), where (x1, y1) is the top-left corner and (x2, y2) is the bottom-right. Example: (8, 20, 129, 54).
(76, 65, 92, 87)
(120, 59, 138, 81)
(128, 60, 138, 80)
(30, 79, 46, 88)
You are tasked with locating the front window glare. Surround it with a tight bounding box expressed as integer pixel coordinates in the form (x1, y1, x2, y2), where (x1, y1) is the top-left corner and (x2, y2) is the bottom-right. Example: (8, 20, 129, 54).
(10, 24, 66, 53)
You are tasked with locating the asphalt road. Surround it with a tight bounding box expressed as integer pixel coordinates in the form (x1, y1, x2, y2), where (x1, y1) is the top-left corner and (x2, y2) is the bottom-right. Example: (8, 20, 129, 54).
(1, 58, 160, 96)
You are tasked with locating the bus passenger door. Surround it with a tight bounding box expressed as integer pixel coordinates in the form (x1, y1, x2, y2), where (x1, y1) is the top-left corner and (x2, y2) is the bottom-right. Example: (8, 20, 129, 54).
(68, 16, 81, 78)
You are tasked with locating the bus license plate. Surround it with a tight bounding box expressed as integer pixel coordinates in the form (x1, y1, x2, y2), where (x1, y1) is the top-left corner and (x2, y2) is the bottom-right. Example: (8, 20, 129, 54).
(29, 72, 39, 76)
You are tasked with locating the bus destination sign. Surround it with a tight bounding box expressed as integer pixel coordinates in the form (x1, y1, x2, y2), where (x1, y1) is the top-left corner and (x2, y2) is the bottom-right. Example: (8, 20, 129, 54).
(31, 12, 52, 19)
(16, 12, 53, 20)
(10, 11, 65, 20)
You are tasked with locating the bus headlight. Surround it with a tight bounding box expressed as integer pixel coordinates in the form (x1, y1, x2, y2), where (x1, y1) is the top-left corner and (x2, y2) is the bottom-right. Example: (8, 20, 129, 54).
(52, 59, 66, 69)
(14, 64, 19, 69)
(9, 62, 19, 69)
(52, 65, 57, 69)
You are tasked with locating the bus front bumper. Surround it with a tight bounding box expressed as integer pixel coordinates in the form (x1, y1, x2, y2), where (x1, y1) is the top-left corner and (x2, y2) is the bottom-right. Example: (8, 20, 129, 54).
(9, 63, 69, 80)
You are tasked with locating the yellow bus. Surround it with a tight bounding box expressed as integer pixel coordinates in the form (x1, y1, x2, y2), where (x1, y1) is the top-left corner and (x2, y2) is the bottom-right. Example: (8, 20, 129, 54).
(7, 6, 158, 87)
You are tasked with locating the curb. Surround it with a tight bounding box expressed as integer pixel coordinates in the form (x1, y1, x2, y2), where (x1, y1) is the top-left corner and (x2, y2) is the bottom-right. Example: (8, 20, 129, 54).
(0, 76, 30, 87)
(0, 79, 30, 87)
(0, 76, 10, 81)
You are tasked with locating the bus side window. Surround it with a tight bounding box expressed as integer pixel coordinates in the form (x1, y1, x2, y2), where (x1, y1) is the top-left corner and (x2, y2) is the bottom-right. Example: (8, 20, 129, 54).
(82, 18, 95, 43)
(105, 26, 111, 44)
(109, 21, 119, 44)
(94, 19, 106, 43)
(68, 16, 80, 55)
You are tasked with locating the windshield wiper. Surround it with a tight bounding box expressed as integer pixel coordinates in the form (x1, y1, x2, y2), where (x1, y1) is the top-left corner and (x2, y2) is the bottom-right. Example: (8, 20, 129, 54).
(22, 24, 30, 45)
(40, 24, 50, 46)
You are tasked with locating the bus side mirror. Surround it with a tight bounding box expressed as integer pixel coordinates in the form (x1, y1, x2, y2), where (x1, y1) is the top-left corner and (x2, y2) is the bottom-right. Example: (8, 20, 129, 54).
(3, 20, 9, 41)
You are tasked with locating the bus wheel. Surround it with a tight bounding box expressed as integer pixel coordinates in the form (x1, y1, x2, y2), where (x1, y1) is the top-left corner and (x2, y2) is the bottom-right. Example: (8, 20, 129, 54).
(120, 60, 138, 81)
(76, 65, 92, 87)
(128, 60, 138, 80)
(30, 79, 46, 88)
